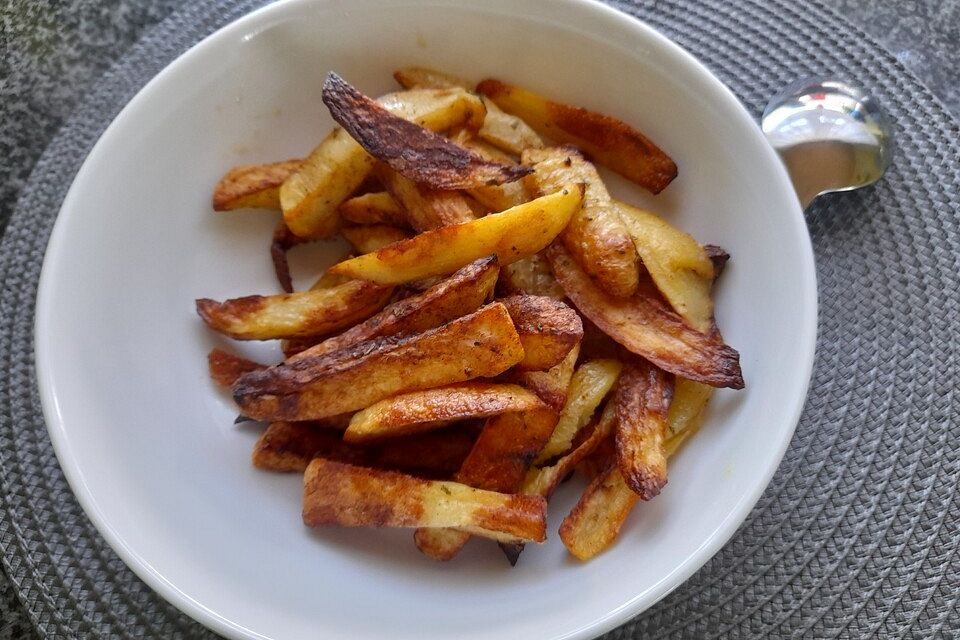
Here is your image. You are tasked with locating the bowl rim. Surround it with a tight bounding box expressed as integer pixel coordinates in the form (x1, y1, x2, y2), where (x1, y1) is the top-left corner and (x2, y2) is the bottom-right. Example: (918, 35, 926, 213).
(33, 0, 818, 638)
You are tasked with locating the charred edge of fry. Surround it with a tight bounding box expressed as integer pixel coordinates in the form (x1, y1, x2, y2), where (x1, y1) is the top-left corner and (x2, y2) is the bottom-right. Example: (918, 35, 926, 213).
(270, 222, 306, 293)
(500, 295, 583, 370)
(208, 348, 266, 386)
(704, 244, 730, 276)
(322, 72, 531, 190)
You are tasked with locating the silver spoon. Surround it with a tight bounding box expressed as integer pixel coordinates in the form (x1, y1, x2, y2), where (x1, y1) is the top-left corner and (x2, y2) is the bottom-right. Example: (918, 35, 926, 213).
(761, 78, 892, 209)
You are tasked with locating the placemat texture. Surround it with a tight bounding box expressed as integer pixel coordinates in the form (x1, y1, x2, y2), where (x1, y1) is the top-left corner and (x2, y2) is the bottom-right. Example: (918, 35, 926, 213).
(2, 0, 959, 638)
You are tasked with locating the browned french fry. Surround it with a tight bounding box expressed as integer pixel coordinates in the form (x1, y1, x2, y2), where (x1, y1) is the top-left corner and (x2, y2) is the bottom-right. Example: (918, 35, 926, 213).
(500, 295, 582, 371)
(575, 433, 615, 481)
(341, 225, 410, 254)
(338, 192, 408, 227)
(344, 382, 545, 443)
(195, 279, 393, 340)
(303, 459, 547, 543)
(375, 165, 476, 232)
(233, 302, 524, 421)
(269, 221, 306, 294)
(512, 342, 580, 411)
(414, 407, 558, 560)
(374, 429, 477, 477)
(208, 348, 265, 386)
(213, 158, 303, 211)
(547, 242, 744, 389)
(523, 146, 639, 298)
(288, 256, 498, 361)
(451, 131, 532, 212)
(558, 464, 638, 560)
(615, 360, 674, 500)
(322, 73, 530, 190)
(477, 79, 677, 193)
(496, 253, 564, 300)
(328, 185, 584, 285)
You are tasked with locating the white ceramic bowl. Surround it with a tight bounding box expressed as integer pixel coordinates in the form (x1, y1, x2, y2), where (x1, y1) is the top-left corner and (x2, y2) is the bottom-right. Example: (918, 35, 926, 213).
(35, 1, 817, 638)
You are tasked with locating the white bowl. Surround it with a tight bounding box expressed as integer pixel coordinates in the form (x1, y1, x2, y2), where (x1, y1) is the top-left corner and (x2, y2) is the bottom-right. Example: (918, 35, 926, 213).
(34, 1, 817, 638)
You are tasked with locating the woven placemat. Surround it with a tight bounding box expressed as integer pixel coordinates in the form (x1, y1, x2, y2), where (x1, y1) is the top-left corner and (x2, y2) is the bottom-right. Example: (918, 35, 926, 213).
(2, 0, 959, 637)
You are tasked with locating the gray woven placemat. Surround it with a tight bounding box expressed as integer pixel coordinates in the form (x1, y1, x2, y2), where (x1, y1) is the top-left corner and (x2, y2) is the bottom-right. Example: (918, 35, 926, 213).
(2, 0, 959, 637)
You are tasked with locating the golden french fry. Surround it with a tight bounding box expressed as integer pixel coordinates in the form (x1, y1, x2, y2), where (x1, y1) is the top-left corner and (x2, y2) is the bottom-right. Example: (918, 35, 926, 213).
(535, 359, 622, 463)
(233, 302, 524, 421)
(303, 459, 547, 543)
(207, 348, 265, 386)
(512, 342, 580, 411)
(500, 295, 583, 371)
(213, 158, 303, 211)
(344, 382, 545, 443)
(558, 464, 638, 561)
(341, 225, 410, 254)
(524, 146, 638, 298)
(477, 78, 676, 193)
(497, 253, 564, 300)
(614, 360, 674, 500)
(328, 185, 584, 285)
(668, 377, 715, 437)
(195, 279, 393, 340)
(338, 192, 408, 227)
(376, 165, 476, 232)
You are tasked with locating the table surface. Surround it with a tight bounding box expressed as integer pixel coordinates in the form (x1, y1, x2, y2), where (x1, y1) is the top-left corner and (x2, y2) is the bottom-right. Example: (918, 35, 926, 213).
(0, 0, 957, 637)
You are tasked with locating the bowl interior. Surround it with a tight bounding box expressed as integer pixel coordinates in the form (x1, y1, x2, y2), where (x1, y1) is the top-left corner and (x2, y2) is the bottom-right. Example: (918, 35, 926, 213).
(35, 1, 815, 639)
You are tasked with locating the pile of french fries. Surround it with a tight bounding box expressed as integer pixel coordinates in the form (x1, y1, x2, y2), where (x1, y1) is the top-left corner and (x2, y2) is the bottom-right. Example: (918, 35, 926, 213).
(200, 67, 744, 563)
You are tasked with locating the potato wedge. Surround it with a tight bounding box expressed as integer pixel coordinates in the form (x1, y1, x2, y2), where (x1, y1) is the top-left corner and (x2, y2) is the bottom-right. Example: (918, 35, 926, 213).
(497, 253, 564, 300)
(524, 146, 638, 298)
(547, 242, 744, 388)
(196, 279, 393, 340)
(558, 464, 638, 561)
(328, 185, 584, 285)
(212, 158, 303, 211)
(338, 191, 408, 227)
(451, 130, 532, 212)
(478, 79, 677, 193)
(414, 407, 558, 560)
(344, 382, 545, 443)
(208, 348, 265, 386)
(233, 302, 524, 421)
(322, 73, 530, 190)
(513, 342, 580, 411)
(500, 295, 583, 371)
(615, 201, 715, 331)
(534, 359, 622, 463)
(614, 359, 674, 500)
(288, 256, 498, 361)
(341, 225, 410, 254)
(303, 459, 547, 543)
(376, 165, 476, 232)
(281, 86, 486, 239)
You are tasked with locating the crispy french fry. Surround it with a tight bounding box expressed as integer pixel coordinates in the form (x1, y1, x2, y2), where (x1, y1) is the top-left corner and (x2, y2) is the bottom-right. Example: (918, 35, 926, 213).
(534, 359, 622, 463)
(451, 130, 531, 211)
(478, 79, 676, 193)
(496, 253, 564, 300)
(344, 382, 545, 443)
(341, 225, 410, 254)
(288, 256, 498, 361)
(282, 86, 486, 239)
(213, 158, 303, 211)
(338, 192, 408, 227)
(303, 459, 547, 543)
(195, 279, 393, 340)
(512, 342, 580, 411)
(208, 348, 265, 386)
(558, 464, 638, 560)
(546, 242, 744, 388)
(614, 360, 674, 500)
(322, 73, 529, 190)
(328, 185, 584, 285)
(524, 146, 639, 298)
(233, 302, 524, 421)
(414, 407, 558, 560)
(375, 165, 476, 232)
(500, 295, 583, 371)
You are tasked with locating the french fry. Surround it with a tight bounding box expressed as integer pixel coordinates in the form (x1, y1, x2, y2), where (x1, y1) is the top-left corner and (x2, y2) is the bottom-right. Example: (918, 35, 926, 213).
(344, 382, 545, 443)
(322, 73, 530, 190)
(269, 221, 306, 293)
(500, 295, 583, 371)
(328, 185, 584, 285)
(414, 406, 558, 560)
(451, 131, 531, 211)
(477, 79, 677, 193)
(282, 86, 486, 239)
(575, 433, 615, 481)
(375, 165, 476, 232)
(374, 429, 477, 477)
(212, 158, 303, 211)
(393, 66, 472, 91)
(338, 192, 408, 227)
(303, 459, 547, 543)
(195, 279, 393, 340)
(341, 225, 410, 254)
(668, 377, 714, 436)
(233, 302, 524, 421)
(614, 360, 674, 500)
(288, 256, 498, 361)
(512, 342, 580, 411)
(496, 253, 564, 300)
(558, 464, 638, 560)
(524, 146, 639, 298)
(534, 359, 622, 463)
(208, 348, 265, 386)
(546, 242, 744, 388)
